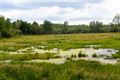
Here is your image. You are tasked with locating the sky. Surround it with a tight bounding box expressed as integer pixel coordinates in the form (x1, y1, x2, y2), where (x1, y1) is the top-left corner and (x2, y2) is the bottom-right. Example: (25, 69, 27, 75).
(0, 0, 120, 24)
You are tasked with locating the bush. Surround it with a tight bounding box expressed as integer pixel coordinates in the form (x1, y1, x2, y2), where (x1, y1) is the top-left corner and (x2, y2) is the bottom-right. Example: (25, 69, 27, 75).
(1, 29, 14, 38)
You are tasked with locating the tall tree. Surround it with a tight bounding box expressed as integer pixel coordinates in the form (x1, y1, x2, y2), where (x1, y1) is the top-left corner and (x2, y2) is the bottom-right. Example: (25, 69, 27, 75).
(0, 16, 5, 29)
(43, 20, 52, 34)
(89, 21, 102, 33)
(62, 21, 68, 34)
(29, 21, 41, 34)
(113, 14, 120, 25)
(0, 16, 16, 38)
(19, 20, 31, 35)
(113, 14, 120, 32)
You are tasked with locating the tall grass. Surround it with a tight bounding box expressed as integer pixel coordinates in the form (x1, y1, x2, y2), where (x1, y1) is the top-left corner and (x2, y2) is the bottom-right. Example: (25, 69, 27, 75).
(0, 53, 58, 61)
(0, 60, 120, 80)
(0, 33, 120, 51)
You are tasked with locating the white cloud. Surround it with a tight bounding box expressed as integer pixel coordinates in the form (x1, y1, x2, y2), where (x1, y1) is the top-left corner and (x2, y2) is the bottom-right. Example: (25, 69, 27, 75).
(0, 0, 85, 3)
(0, 6, 61, 20)
(0, 0, 28, 3)
(0, 0, 120, 24)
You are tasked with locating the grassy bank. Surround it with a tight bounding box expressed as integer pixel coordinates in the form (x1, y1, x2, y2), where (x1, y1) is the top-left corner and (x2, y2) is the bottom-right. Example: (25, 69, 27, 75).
(0, 60, 120, 80)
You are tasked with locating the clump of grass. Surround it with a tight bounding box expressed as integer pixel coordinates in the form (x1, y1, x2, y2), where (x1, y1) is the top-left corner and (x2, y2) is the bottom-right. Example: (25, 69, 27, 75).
(71, 54, 77, 58)
(78, 51, 87, 57)
(92, 53, 97, 58)
(66, 57, 72, 61)
(112, 53, 120, 59)
(111, 50, 120, 59)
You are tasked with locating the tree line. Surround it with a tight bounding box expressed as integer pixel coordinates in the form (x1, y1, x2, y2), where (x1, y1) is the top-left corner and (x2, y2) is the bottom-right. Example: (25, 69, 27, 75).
(0, 14, 120, 38)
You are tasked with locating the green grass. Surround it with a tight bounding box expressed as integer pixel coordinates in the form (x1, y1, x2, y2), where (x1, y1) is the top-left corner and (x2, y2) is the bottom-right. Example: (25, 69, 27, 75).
(0, 33, 120, 51)
(112, 50, 120, 59)
(0, 60, 120, 80)
(0, 53, 58, 61)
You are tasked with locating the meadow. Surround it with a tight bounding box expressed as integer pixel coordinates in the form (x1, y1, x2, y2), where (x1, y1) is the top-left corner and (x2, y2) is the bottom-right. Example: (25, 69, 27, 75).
(0, 33, 120, 80)
(0, 33, 120, 51)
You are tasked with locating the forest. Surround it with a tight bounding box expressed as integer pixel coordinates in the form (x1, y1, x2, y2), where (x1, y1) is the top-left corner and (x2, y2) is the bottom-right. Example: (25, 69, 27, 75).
(0, 14, 120, 38)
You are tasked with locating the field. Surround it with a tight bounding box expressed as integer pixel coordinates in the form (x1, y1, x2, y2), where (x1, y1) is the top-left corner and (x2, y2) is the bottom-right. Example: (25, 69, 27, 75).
(0, 33, 120, 51)
(0, 33, 120, 80)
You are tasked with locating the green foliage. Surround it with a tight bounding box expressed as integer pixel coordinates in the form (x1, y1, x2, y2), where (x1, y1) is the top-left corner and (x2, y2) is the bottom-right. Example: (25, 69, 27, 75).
(0, 16, 18, 38)
(1, 29, 14, 38)
(113, 14, 120, 25)
(43, 20, 53, 34)
(19, 20, 31, 35)
(29, 21, 42, 34)
(90, 21, 103, 33)
(1, 14, 120, 37)
(62, 21, 68, 34)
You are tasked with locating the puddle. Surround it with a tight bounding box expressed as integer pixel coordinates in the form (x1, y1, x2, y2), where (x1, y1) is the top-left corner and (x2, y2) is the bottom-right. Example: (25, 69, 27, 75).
(73, 58, 117, 64)
(59, 48, 118, 58)
(27, 58, 66, 64)
(0, 60, 12, 63)
(0, 46, 119, 64)
(0, 59, 66, 65)
(85, 45, 102, 48)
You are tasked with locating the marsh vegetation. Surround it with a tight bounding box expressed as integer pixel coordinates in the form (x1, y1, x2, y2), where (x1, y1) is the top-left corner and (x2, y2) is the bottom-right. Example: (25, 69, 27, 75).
(0, 33, 120, 79)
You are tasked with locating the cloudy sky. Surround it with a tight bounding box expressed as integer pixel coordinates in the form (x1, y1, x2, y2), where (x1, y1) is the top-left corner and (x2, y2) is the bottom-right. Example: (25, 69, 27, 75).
(0, 0, 120, 24)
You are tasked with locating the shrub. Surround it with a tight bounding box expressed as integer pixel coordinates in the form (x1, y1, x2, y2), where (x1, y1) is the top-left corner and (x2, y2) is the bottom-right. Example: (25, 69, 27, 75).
(1, 29, 14, 38)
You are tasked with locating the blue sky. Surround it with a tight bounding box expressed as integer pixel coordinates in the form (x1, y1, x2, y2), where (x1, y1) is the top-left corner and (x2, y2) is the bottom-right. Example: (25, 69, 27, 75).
(0, 0, 120, 24)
